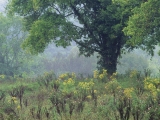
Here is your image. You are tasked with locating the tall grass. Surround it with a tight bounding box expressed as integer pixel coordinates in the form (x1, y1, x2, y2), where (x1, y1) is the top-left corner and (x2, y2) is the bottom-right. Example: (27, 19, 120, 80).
(0, 70, 160, 120)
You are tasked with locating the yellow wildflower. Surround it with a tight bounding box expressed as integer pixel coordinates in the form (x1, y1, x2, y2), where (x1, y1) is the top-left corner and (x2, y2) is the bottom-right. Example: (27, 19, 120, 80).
(78, 81, 94, 90)
(87, 95, 92, 99)
(102, 69, 107, 75)
(93, 70, 99, 79)
(0, 75, 5, 79)
(59, 73, 68, 80)
(129, 70, 137, 78)
(99, 74, 104, 80)
(144, 77, 160, 99)
(17, 105, 21, 110)
(71, 72, 76, 78)
(123, 88, 134, 98)
(12, 97, 17, 101)
(94, 90, 97, 93)
(73, 90, 78, 95)
(110, 72, 117, 80)
(63, 78, 75, 86)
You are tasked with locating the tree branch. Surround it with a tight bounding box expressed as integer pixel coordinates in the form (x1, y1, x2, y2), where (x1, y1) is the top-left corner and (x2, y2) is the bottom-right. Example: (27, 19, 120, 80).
(51, 4, 61, 14)
(65, 12, 74, 17)
(69, 3, 102, 47)
(74, 39, 100, 53)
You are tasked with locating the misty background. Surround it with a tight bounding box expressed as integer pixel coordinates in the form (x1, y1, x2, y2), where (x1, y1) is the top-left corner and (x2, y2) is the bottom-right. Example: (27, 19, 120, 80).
(0, 0, 160, 77)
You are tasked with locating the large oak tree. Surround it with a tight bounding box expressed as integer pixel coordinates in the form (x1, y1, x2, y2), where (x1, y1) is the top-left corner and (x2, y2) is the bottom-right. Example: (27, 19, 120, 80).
(7, 0, 143, 74)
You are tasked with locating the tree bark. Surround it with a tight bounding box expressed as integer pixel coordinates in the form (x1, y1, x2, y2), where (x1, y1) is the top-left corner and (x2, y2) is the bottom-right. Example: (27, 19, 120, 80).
(98, 54, 118, 75)
(98, 37, 122, 75)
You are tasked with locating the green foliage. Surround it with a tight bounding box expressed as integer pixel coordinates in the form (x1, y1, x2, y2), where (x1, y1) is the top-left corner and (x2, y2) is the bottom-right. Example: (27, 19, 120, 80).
(124, 0, 160, 56)
(22, 14, 69, 54)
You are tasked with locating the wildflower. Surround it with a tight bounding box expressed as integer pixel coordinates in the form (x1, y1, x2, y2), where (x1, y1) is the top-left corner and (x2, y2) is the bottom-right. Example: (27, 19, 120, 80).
(152, 91, 157, 98)
(59, 73, 68, 80)
(93, 70, 99, 79)
(129, 70, 137, 78)
(94, 90, 97, 93)
(73, 90, 78, 95)
(63, 78, 75, 86)
(110, 72, 117, 80)
(112, 72, 117, 76)
(17, 105, 21, 110)
(105, 79, 120, 92)
(11, 97, 18, 103)
(12, 97, 17, 101)
(98, 95, 101, 98)
(99, 74, 104, 80)
(148, 83, 156, 90)
(87, 95, 92, 99)
(144, 77, 160, 99)
(71, 72, 76, 78)
(78, 81, 94, 90)
(123, 88, 134, 98)
(102, 69, 107, 75)
(0, 75, 5, 79)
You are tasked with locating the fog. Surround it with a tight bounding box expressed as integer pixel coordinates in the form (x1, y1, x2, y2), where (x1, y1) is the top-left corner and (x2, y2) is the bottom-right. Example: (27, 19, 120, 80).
(39, 43, 160, 76)
(0, 0, 7, 12)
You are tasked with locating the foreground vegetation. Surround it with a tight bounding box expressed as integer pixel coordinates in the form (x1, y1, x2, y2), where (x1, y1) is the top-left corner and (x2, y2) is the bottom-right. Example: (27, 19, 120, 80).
(0, 70, 160, 120)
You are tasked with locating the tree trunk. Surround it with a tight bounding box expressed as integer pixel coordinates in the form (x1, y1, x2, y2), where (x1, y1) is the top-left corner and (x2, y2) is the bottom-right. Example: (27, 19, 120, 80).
(98, 54, 118, 75)
(98, 40, 121, 75)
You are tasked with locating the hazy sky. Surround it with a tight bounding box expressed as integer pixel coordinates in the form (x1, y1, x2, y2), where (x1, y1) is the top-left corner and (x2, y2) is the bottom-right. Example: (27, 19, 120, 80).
(0, 0, 7, 12)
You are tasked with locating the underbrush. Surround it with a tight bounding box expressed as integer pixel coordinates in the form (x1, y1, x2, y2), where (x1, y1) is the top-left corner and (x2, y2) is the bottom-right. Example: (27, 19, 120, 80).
(0, 70, 160, 120)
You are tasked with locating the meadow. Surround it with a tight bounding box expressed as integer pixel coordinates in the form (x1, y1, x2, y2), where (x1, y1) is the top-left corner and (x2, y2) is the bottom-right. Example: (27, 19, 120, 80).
(0, 69, 160, 120)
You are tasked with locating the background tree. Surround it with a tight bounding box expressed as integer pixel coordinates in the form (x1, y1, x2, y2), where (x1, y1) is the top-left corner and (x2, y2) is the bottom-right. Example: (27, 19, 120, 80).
(0, 14, 26, 76)
(0, 13, 42, 77)
(7, 0, 143, 74)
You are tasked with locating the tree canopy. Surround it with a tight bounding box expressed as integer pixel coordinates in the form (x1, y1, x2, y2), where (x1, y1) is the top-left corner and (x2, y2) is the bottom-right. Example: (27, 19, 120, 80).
(124, 0, 160, 56)
(7, 0, 149, 74)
